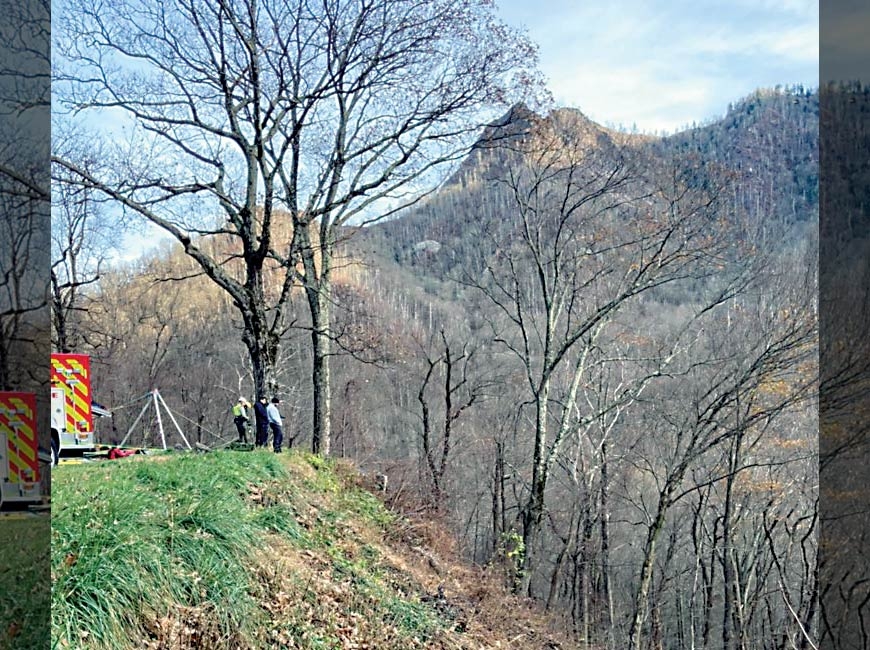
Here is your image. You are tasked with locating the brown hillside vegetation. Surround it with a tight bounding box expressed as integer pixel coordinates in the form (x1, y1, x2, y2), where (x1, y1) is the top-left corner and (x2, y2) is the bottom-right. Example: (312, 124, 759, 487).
(248, 462, 573, 649)
(131, 210, 360, 299)
(52, 451, 574, 650)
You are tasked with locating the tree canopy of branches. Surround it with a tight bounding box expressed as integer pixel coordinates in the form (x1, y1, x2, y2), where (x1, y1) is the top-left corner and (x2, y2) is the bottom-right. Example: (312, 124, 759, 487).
(470, 115, 748, 597)
(52, 0, 542, 454)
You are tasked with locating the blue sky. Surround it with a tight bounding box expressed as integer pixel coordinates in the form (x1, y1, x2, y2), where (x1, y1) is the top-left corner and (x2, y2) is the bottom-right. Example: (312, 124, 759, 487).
(496, 0, 819, 133)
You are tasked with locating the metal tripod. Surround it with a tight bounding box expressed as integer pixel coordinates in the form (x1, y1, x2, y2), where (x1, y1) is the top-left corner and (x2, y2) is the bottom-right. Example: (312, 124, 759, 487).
(119, 389, 193, 450)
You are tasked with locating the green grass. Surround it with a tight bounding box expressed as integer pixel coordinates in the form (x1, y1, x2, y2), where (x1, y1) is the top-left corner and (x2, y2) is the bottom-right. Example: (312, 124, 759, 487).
(51, 450, 448, 649)
(52, 452, 284, 648)
(0, 515, 50, 650)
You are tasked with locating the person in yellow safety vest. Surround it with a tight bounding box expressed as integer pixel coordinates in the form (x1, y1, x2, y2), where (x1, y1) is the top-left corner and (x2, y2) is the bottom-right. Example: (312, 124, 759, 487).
(232, 397, 251, 443)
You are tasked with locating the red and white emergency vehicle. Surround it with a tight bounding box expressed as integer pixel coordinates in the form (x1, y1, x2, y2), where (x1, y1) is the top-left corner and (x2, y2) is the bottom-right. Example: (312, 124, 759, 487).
(0, 391, 41, 505)
(51, 352, 102, 462)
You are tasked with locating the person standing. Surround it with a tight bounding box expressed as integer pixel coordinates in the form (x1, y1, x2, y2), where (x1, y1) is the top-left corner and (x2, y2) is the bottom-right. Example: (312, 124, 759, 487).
(266, 396, 284, 453)
(253, 395, 270, 447)
(232, 397, 251, 443)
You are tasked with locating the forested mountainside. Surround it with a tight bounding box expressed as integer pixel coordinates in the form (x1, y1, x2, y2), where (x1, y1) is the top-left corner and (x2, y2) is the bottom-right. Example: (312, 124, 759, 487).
(662, 87, 818, 229)
(366, 86, 818, 280)
(58, 86, 819, 649)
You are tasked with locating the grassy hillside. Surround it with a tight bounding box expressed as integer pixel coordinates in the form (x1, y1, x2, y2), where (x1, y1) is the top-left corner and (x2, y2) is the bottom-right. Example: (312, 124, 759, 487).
(52, 451, 567, 649)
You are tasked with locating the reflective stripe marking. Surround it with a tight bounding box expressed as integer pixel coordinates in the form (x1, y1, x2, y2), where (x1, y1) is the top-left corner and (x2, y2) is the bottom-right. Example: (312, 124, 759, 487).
(0, 393, 39, 482)
(51, 355, 93, 434)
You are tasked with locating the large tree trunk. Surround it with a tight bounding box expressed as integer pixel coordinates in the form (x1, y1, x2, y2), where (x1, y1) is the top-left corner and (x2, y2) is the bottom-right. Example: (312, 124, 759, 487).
(722, 425, 747, 650)
(629, 487, 674, 650)
(311, 317, 332, 455)
(492, 440, 507, 558)
(546, 499, 578, 611)
(600, 440, 614, 634)
(518, 385, 550, 596)
(722, 443, 739, 650)
(311, 243, 333, 456)
(296, 219, 333, 456)
(245, 332, 278, 400)
(241, 262, 279, 400)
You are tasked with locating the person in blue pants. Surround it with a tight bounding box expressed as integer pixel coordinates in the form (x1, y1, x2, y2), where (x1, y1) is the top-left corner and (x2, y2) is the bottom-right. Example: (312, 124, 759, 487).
(266, 396, 284, 453)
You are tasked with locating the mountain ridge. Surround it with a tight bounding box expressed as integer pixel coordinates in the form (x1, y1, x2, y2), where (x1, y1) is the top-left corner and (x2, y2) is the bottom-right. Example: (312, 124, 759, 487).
(366, 85, 818, 279)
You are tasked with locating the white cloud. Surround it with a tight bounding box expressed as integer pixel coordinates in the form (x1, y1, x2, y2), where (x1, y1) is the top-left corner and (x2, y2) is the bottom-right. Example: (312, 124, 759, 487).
(497, 0, 819, 132)
(108, 225, 174, 267)
(679, 24, 818, 63)
(546, 64, 715, 133)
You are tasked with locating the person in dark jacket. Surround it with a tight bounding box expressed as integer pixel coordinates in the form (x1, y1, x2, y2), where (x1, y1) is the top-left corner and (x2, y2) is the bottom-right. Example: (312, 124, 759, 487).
(253, 395, 270, 447)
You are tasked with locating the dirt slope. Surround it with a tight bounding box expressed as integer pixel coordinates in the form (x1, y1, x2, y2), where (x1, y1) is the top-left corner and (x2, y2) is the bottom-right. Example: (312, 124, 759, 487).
(52, 451, 571, 649)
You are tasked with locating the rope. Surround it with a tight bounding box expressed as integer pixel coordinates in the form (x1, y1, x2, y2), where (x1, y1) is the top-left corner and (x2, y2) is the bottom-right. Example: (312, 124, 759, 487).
(106, 392, 153, 412)
(157, 406, 235, 447)
(107, 391, 242, 450)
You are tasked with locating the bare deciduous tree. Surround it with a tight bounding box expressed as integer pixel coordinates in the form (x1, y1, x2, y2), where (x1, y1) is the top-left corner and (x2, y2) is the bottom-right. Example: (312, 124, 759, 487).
(50, 130, 121, 353)
(624, 255, 817, 650)
(471, 114, 738, 596)
(416, 327, 494, 511)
